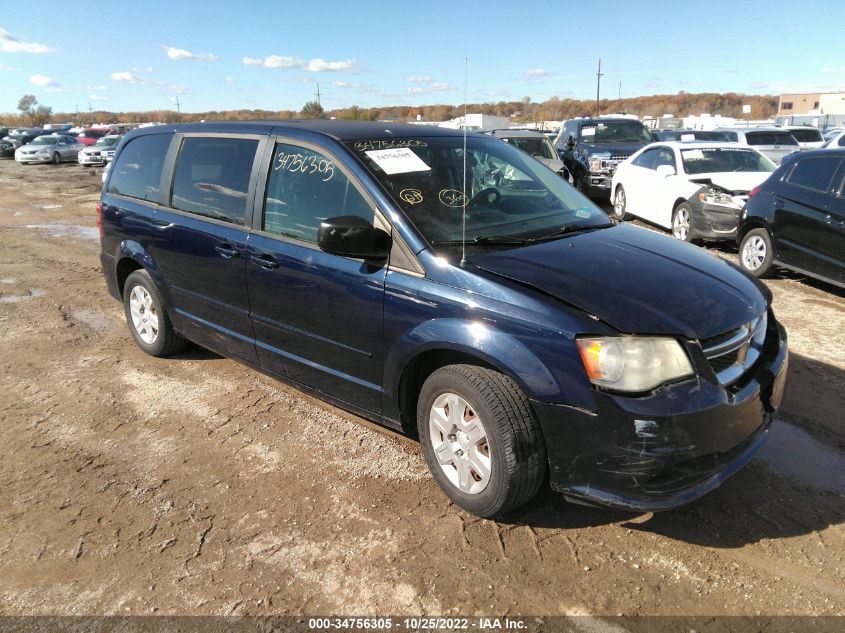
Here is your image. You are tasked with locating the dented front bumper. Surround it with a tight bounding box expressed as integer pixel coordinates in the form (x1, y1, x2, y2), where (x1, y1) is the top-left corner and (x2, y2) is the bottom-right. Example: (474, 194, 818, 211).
(531, 319, 788, 512)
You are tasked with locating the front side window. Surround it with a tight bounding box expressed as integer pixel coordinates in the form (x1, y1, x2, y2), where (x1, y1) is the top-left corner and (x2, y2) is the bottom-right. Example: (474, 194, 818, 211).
(787, 157, 841, 192)
(171, 136, 258, 225)
(107, 133, 171, 201)
(263, 142, 373, 243)
(682, 148, 775, 175)
(502, 137, 557, 160)
(632, 148, 660, 169)
(346, 135, 610, 255)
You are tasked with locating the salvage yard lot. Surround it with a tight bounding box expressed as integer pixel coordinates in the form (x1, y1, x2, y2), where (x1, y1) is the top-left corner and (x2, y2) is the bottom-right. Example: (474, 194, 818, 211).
(0, 159, 843, 617)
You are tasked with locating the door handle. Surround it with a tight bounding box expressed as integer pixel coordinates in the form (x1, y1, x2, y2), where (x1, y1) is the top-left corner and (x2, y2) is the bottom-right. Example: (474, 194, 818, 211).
(214, 243, 240, 259)
(251, 253, 279, 269)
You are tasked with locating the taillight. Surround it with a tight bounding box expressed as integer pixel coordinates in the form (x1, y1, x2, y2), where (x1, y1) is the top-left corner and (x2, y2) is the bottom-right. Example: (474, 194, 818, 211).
(96, 201, 103, 239)
(748, 185, 761, 199)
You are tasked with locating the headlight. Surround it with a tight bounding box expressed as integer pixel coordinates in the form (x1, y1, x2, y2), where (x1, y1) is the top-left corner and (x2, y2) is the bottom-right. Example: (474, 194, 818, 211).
(698, 187, 740, 208)
(588, 153, 611, 173)
(576, 336, 694, 392)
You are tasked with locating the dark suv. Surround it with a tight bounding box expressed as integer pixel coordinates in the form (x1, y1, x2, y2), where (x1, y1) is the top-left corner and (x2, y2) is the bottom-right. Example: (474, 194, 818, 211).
(100, 121, 788, 517)
(556, 117, 654, 198)
(738, 148, 845, 288)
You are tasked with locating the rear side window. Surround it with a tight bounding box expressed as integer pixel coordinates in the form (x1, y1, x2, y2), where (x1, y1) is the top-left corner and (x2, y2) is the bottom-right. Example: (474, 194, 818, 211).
(263, 142, 372, 243)
(745, 131, 798, 146)
(786, 157, 841, 192)
(171, 136, 258, 225)
(789, 128, 822, 143)
(107, 134, 171, 201)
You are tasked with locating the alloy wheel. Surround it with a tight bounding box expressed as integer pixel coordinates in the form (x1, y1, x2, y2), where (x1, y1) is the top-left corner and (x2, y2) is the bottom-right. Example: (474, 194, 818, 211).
(128, 285, 160, 345)
(428, 392, 491, 495)
(742, 235, 767, 270)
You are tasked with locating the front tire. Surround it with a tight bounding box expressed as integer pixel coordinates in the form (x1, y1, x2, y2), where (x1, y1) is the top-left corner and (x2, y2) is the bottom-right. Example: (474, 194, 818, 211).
(52, 152, 60, 165)
(613, 185, 629, 221)
(739, 228, 774, 277)
(672, 203, 694, 242)
(123, 270, 187, 357)
(417, 365, 546, 517)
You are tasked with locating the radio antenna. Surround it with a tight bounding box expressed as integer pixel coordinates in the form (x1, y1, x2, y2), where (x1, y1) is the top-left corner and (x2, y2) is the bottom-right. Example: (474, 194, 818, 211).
(460, 56, 469, 267)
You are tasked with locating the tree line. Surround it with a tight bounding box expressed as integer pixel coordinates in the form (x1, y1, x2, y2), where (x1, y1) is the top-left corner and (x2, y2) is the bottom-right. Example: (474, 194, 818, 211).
(3, 91, 778, 127)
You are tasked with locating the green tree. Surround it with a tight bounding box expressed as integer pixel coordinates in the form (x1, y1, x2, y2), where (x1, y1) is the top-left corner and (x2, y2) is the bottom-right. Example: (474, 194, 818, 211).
(17, 94, 53, 125)
(301, 100, 326, 119)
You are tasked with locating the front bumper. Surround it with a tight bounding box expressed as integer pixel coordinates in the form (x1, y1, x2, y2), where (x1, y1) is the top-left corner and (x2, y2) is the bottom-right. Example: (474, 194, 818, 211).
(583, 173, 613, 198)
(688, 197, 742, 242)
(532, 318, 788, 512)
(16, 155, 53, 163)
(79, 154, 104, 165)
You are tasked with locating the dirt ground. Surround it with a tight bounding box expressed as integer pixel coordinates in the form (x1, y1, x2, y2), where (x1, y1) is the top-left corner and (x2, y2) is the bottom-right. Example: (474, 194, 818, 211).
(0, 158, 843, 620)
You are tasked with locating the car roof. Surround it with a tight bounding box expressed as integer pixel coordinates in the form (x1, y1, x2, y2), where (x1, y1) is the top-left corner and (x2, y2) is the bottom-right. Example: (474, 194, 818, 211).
(715, 127, 793, 133)
(487, 129, 548, 138)
(124, 120, 471, 142)
(649, 141, 755, 151)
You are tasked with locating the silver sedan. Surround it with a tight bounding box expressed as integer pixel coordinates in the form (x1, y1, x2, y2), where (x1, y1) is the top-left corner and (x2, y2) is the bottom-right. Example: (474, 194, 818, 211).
(15, 134, 85, 164)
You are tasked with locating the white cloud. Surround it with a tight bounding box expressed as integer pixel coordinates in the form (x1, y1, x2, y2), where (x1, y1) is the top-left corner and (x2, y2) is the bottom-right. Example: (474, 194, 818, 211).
(407, 75, 433, 83)
(30, 74, 56, 87)
(407, 83, 457, 95)
(0, 61, 21, 71)
(89, 94, 107, 102)
(243, 54, 357, 72)
(111, 71, 149, 85)
(29, 74, 65, 92)
(820, 66, 845, 73)
(225, 76, 237, 85)
(525, 68, 548, 77)
(333, 79, 373, 90)
(163, 45, 218, 62)
(0, 28, 54, 54)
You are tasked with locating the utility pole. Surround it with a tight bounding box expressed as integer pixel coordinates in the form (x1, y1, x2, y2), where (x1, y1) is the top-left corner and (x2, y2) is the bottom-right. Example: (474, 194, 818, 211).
(88, 100, 93, 125)
(315, 82, 322, 106)
(595, 58, 603, 117)
(174, 96, 181, 114)
(618, 81, 621, 101)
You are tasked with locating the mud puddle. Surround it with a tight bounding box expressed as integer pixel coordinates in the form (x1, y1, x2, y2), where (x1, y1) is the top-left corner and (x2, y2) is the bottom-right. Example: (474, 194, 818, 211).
(25, 223, 98, 241)
(65, 308, 117, 333)
(759, 418, 845, 493)
(0, 288, 46, 303)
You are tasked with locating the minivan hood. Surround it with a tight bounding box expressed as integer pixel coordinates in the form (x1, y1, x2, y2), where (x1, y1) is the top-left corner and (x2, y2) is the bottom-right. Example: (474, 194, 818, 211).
(470, 223, 768, 339)
(688, 171, 770, 193)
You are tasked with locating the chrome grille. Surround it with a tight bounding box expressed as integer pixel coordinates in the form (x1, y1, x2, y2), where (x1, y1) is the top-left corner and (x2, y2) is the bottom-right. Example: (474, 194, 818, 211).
(701, 313, 767, 385)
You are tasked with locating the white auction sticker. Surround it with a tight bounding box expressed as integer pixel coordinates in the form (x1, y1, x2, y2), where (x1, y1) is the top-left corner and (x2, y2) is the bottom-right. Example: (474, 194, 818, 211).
(581, 127, 596, 137)
(365, 148, 431, 175)
(682, 149, 704, 160)
(680, 133, 695, 142)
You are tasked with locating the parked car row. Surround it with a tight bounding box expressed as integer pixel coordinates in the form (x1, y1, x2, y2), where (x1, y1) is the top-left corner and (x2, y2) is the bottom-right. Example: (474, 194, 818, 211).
(1, 129, 124, 166)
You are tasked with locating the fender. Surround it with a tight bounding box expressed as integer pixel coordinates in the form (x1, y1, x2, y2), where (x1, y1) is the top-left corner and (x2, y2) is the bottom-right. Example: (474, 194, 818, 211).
(114, 239, 173, 305)
(385, 317, 585, 407)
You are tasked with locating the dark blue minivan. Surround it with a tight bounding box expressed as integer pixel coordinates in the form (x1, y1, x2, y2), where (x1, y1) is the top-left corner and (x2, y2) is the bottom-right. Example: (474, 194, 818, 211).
(99, 121, 788, 517)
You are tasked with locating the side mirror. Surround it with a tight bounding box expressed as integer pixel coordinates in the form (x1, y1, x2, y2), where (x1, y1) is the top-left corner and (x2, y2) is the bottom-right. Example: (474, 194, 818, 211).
(566, 135, 576, 149)
(655, 164, 676, 178)
(318, 215, 390, 261)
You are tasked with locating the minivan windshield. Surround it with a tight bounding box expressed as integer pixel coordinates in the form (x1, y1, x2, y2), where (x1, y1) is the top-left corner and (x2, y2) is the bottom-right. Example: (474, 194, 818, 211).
(581, 120, 653, 144)
(347, 135, 610, 254)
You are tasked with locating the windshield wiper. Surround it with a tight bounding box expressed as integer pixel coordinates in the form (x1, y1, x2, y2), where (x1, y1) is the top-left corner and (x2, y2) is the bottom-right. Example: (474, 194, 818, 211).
(473, 234, 531, 245)
(530, 223, 615, 241)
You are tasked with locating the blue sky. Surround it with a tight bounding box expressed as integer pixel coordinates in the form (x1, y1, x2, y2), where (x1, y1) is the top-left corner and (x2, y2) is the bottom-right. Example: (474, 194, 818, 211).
(2, 0, 844, 116)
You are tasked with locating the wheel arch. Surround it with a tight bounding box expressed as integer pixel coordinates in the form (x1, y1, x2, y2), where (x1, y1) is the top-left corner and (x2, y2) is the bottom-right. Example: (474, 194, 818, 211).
(114, 240, 169, 301)
(389, 320, 563, 436)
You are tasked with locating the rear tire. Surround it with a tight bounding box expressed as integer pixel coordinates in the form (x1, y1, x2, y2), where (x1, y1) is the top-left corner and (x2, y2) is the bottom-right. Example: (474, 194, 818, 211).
(417, 364, 546, 517)
(52, 152, 60, 165)
(123, 270, 187, 357)
(739, 228, 774, 278)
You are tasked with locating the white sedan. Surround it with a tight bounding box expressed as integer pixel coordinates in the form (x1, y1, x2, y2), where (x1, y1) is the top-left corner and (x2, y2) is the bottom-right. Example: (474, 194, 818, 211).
(610, 142, 776, 242)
